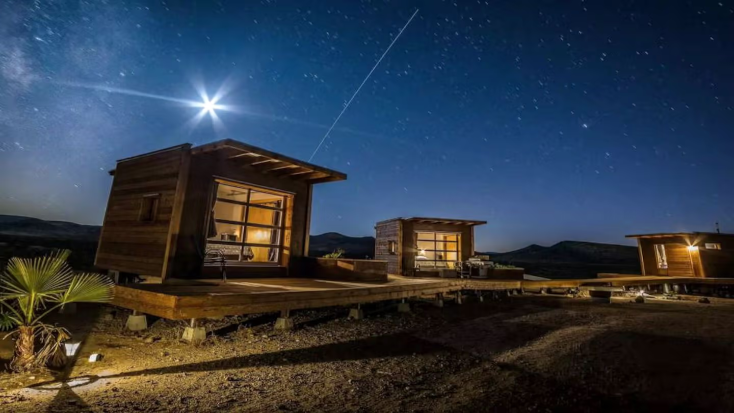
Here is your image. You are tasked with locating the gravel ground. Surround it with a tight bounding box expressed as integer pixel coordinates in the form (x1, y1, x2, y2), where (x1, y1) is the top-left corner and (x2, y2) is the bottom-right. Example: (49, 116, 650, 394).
(1, 295, 733, 412)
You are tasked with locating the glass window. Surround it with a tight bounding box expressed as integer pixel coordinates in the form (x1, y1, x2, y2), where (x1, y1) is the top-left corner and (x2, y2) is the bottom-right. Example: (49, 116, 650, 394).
(414, 231, 461, 269)
(705, 243, 721, 250)
(212, 222, 243, 242)
(416, 232, 436, 241)
(654, 244, 668, 269)
(247, 205, 282, 226)
(213, 200, 245, 222)
(206, 181, 289, 264)
(138, 194, 160, 223)
(217, 185, 249, 203)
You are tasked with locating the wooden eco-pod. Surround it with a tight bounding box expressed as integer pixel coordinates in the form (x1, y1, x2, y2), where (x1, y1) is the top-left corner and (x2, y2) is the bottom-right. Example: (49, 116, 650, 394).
(626, 232, 734, 278)
(95, 139, 346, 282)
(374, 217, 486, 276)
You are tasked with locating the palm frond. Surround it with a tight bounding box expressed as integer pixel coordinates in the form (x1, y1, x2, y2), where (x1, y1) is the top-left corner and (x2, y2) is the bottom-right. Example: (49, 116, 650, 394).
(0, 311, 17, 331)
(61, 273, 115, 304)
(1, 250, 74, 299)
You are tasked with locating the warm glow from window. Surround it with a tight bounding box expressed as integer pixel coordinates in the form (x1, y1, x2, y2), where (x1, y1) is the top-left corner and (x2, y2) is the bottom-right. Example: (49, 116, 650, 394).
(654, 244, 668, 269)
(414, 231, 461, 269)
(705, 243, 722, 250)
(206, 181, 289, 263)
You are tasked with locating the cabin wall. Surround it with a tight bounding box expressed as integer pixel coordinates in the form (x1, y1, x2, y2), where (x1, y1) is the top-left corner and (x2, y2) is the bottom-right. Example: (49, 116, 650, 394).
(95, 145, 191, 277)
(374, 220, 402, 275)
(637, 235, 734, 278)
(171, 151, 312, 279)
(400, 221, 474, 275)
(698, 234, 734, 278)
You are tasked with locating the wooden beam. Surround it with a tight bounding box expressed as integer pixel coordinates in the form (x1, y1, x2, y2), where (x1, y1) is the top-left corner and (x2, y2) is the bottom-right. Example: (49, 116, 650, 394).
(250, 158, 278, 166)
(295, 171, 330, 181)
(228, 152, 260, 160)
(260, 164, 299, 173)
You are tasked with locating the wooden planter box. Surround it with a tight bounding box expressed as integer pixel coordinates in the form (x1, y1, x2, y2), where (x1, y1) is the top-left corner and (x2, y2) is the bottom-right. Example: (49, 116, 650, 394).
(484, 268, 524, 280)
(304, 258, 388, 282)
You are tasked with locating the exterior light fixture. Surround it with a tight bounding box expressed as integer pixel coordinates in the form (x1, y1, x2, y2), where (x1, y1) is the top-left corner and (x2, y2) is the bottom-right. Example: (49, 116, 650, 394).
(65, 341, 81, 357)
(687, 245, 699, 251)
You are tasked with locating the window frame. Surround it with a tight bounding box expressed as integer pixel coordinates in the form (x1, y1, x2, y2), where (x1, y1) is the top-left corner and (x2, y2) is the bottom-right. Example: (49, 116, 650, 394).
(414, 231, 461, 269)
(138, 193, 160, 223)
(206, 180, 290, 265)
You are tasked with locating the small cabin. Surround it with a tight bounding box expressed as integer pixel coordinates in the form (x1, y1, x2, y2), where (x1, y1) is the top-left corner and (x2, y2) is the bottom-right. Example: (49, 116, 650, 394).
(626, 232, 734, 278)
(374, 217, 486, 276)
(95, 139, 346, 282)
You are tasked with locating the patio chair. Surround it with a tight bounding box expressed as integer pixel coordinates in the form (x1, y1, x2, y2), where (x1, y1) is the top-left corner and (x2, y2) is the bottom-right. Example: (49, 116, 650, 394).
(455, 261, 471, 279)
(203, 248, 227, 282)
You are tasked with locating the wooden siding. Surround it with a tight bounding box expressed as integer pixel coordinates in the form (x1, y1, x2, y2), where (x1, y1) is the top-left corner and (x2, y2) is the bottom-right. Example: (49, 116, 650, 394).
(665, 243, 695, 277)
(95, 145, 191, 277)
(637, 234, 734, 278)
(375, 220, 402, 274)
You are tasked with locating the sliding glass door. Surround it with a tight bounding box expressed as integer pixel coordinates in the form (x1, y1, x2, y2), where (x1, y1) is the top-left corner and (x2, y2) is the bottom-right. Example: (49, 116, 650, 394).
(414, 231, 461, 269)
(206, 180, 290, 264)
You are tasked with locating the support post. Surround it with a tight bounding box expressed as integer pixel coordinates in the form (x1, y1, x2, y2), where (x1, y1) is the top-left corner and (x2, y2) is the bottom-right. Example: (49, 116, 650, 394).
(456, 292, 465, 305)
(126, 313, 148, 331)
(433, 293, 444, 308)
(182, 318, 206, 343)
(275, 309, 294, 330)
(348, 304, 365, 320)
(397, 299, 411, 313)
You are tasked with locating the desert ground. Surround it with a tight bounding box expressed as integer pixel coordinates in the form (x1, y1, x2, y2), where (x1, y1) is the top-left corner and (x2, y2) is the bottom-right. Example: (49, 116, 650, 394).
(1, 295, 733, 412)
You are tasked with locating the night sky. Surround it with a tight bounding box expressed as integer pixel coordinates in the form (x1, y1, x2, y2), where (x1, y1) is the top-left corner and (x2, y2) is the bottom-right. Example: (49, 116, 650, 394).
(1, 1, 733, 252)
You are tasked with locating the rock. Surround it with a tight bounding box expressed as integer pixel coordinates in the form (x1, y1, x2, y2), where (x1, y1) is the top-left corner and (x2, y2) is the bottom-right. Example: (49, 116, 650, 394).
(698, 297, 711, 304)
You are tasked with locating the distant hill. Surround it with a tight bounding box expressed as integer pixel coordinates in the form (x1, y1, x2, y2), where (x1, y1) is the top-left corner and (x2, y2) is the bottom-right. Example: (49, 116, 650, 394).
(0, 215, 101, 242)
(482, 241, 640, 279)
(308, 232, 375, 259)
(0, 215, 375, 264)
(0, 215, 639, 277)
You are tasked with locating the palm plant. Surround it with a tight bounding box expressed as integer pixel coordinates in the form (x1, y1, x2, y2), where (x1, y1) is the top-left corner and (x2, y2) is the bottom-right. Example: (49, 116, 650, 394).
(0, 250, 114, 372)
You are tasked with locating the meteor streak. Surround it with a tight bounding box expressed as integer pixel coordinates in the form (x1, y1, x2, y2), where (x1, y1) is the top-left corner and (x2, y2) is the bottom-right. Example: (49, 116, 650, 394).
(308, 8, 420, 162)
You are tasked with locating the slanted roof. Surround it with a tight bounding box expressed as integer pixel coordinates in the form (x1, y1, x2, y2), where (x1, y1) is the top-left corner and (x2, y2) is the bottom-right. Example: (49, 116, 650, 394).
(378, 217, 487, 226)
(626, 232, 734, 239)
(191, 139, 347, 184)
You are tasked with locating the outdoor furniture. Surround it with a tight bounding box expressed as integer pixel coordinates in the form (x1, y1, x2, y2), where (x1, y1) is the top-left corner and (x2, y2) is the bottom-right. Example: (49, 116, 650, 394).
(204, 248, 227, 282)
(455, 261, 471, 278)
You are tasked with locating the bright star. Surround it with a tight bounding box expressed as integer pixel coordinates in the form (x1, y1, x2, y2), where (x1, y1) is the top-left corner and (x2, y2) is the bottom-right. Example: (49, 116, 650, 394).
(202, 99, 216, 113)
(184, 79, 238, 135)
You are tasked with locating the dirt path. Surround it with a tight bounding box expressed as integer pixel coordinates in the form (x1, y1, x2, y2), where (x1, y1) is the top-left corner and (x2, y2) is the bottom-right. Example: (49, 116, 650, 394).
(1, 296, 733, 412)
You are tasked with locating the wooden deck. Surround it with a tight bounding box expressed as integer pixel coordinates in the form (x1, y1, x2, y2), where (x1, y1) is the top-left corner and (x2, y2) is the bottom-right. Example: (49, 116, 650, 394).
(113, 276, 462, 319)
(112, 275, 734, 320)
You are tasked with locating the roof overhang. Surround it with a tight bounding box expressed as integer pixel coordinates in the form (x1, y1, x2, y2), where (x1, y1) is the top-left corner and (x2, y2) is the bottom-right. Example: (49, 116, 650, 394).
(191, 139, 347, 184)
(626, 232, 734, 239)
(379, 217, 487, 226)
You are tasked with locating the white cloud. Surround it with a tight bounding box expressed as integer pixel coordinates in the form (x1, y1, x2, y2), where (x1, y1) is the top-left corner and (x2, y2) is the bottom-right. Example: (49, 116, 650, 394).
(1, 44, 37, 88)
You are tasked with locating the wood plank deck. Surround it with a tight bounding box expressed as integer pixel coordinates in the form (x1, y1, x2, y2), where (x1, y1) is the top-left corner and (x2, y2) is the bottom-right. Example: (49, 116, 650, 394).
(112, 276, 462, 319)
(112, 275, 734, 320)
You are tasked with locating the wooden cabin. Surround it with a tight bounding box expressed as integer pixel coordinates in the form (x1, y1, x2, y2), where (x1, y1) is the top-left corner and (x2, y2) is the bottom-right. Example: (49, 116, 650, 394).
(374, 217, 486, 276)
(95, 139, 346, 282)
(626, 232, 734, 278)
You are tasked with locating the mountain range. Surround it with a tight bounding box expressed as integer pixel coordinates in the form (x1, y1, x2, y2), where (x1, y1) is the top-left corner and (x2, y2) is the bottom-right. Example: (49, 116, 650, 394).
(0, 215, 640, 278)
